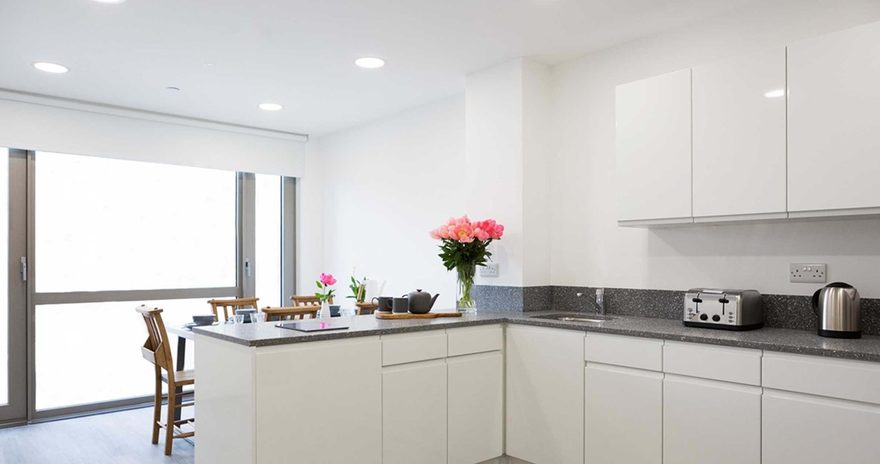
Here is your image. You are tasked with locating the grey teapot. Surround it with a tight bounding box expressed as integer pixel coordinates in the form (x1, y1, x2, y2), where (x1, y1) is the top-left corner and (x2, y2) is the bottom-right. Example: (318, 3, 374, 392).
(406, 289, 439, 314)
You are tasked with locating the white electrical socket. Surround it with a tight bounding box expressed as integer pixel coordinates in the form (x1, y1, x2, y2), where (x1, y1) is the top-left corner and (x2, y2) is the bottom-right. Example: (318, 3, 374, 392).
(479, 263, 499, 278)
(790, 263, 827, 283)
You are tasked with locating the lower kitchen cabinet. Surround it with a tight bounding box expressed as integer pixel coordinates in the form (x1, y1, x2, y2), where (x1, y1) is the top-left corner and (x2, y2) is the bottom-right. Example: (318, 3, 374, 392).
(506, 325, 585, 464)
(447, 352, 503, 464)
(585, 363, 662, 464)
(663, 374, 761, 464)
(763, 390, 880, 463)
(382, 359, 447, 464)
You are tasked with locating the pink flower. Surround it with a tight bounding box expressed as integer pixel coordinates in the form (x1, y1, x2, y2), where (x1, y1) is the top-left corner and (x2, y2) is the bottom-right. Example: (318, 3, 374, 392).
(319, 273, 336, 286)
(430, 216, 504, 242)
(490, 223, 504, 240)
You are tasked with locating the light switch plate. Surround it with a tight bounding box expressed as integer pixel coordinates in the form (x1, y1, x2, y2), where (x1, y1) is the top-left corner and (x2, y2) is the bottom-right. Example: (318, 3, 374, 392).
(790, 263, 827, 283)
(479, 263, 499, 277)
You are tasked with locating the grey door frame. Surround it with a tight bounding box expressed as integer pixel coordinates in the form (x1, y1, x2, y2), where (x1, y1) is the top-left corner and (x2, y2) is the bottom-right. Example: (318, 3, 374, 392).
(0, 150, 29, 426)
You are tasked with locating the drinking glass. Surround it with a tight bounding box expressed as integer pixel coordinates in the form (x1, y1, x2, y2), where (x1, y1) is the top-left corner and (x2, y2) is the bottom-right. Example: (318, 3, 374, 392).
(233, 314, 245, 324)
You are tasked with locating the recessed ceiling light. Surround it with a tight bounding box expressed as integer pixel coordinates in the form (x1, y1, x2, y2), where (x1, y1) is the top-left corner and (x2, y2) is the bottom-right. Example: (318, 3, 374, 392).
(355, 57, 385, 69)
(92, 0, 126, 4)
(259, 103, 283, 111)
(764, 88, 785, 98)
(33, 62, 69, 74)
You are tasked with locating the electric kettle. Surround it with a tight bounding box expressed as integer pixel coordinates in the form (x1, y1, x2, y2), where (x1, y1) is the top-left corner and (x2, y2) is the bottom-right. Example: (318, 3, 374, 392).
(812, 282, 861, 339)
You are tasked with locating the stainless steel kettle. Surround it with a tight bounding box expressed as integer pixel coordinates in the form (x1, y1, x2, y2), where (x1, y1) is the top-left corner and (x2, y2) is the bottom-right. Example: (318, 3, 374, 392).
(812, 282, 861, 339)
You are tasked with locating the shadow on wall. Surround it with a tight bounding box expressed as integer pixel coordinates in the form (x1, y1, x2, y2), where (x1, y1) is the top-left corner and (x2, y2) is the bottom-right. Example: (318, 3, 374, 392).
(647, 217, 880, 258)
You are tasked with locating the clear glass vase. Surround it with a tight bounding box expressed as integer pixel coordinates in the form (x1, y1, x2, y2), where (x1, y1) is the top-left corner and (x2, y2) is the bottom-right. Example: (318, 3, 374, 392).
(456, 264, 477, 313)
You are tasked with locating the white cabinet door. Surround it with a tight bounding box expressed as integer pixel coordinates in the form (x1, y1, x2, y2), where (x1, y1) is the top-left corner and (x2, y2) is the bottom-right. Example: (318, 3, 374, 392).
(763, 390, 880, 464)
(382, 359, 447, 464)
(664, 375, 761, 464)
(447, 352, 503, 464)
(585, 363, 662, 464)
(506, 326, 585, 464)
(616, 69, 693, 224)
(692, 47, 787, 220)
(254, 338, 382, 464)
(788, 21, 880, 216)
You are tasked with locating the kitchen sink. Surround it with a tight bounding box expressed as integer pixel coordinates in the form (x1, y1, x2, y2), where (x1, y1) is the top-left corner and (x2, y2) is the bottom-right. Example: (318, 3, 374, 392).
(530, 313, 614, 323)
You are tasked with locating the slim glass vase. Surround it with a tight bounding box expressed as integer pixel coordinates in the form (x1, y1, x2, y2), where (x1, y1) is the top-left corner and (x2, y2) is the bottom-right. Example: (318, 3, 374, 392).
(456, 264, 477, 313)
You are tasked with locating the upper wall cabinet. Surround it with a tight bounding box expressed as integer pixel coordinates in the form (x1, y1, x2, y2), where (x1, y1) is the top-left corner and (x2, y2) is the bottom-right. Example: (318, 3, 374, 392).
(616, 69, 693, 225)
(692, 48, 787, 221)
(788, 21, 880, 217)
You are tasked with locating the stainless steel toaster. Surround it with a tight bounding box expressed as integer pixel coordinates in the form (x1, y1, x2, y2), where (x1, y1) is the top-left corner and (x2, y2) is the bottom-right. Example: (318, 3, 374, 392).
(683, 289, 763, 330)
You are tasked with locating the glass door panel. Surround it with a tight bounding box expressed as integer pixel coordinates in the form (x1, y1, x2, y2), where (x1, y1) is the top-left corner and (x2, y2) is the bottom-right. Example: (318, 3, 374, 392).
(34, 152, 236, 293)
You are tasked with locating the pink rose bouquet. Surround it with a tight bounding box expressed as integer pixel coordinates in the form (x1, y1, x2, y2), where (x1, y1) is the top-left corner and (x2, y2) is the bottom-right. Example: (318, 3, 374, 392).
(315, 272, 336, 303)
(430, 216, 504, 310)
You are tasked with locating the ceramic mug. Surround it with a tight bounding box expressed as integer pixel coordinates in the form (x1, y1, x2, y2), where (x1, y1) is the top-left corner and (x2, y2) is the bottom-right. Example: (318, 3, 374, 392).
(392, 297, 409, 313)
(372, 296, 394, 312)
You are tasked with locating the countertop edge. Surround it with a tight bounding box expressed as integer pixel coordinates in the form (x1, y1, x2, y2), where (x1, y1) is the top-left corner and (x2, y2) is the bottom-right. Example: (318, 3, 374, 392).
(193, 314, 880, 363)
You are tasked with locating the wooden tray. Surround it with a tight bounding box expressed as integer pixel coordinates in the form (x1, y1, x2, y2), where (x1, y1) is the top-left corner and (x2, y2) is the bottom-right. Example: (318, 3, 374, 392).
(375, 311, 463, 319)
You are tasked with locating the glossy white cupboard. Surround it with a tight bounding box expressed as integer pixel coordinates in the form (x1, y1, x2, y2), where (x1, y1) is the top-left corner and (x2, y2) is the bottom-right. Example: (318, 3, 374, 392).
(762, 352, 880, 463)
(447, 326, 504, 464)
(664, 375, 762, 464)
(692, 47, 787, 221)
(382, 327, 503, 464)
(506, 325, 585, 464)
(197, 323, 880, 464)
(382, 359, 448, 464)
(615, 68, 693, 225)
(616, 20, 880, 226)
(788, 21, 880, 217)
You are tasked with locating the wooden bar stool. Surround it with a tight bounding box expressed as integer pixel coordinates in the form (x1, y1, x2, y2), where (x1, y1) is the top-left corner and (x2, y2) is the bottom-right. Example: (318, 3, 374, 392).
(262, 305, 320, 322)
(207, 297, 259, 322)
(291, 295, 330, 306)
(136, 305, 195, 456)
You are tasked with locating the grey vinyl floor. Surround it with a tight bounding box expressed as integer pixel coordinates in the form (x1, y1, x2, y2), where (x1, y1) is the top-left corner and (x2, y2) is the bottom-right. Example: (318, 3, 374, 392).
(0, 406, 530, 464)
(0, 407, 194, 464)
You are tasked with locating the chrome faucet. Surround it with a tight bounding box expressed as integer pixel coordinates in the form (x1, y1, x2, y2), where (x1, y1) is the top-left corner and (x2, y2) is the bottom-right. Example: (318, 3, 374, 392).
(576, 288, 606, 315)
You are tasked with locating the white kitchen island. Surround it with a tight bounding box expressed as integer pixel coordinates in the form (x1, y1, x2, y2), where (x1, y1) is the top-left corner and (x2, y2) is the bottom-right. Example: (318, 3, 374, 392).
(193, 315, 505, 464)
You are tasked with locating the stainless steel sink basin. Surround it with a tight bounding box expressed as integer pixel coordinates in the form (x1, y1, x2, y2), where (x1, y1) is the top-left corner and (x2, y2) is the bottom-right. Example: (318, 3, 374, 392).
(531, 313, 614, 323)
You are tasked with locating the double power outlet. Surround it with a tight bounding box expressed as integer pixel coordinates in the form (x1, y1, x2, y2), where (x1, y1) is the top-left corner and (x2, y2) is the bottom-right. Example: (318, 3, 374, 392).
(790, 263, 827, 283)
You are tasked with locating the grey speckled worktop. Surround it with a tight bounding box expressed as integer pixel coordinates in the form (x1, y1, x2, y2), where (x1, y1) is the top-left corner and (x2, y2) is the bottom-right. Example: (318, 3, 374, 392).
(193, 310, 880, 363)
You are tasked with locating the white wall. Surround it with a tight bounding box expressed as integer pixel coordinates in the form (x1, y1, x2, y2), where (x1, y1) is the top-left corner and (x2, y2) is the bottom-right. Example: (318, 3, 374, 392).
(296, 139, 325, 295)
(315, 96, 466, 309)
(465, 58, 552, 288)
(465, 60, 525, 287)
(549, 0, 880, 297)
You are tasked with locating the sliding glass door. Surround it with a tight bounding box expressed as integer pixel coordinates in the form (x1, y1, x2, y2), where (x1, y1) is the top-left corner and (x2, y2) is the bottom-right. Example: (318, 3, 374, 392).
(0, 149, 27, 425)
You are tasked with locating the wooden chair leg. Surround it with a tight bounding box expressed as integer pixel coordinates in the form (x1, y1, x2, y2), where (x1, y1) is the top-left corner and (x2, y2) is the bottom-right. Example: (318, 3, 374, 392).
(151, 371, 162, 445)
(164, 387, 176, 456)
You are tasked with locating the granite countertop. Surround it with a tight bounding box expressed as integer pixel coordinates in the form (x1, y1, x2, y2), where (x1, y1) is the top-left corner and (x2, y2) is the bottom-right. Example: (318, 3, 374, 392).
(193, 310, 880, 363)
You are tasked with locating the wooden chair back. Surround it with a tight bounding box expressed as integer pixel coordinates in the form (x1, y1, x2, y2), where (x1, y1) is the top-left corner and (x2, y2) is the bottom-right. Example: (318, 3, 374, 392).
(262, 305, 320, 322)
(291, 295, 331, 306)
(208, 297, 259, 322)
(137, 306, 174, 378)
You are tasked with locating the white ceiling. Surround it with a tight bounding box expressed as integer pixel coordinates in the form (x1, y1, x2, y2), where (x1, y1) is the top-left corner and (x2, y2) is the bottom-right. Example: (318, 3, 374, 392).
(1, 0, 758, 136)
